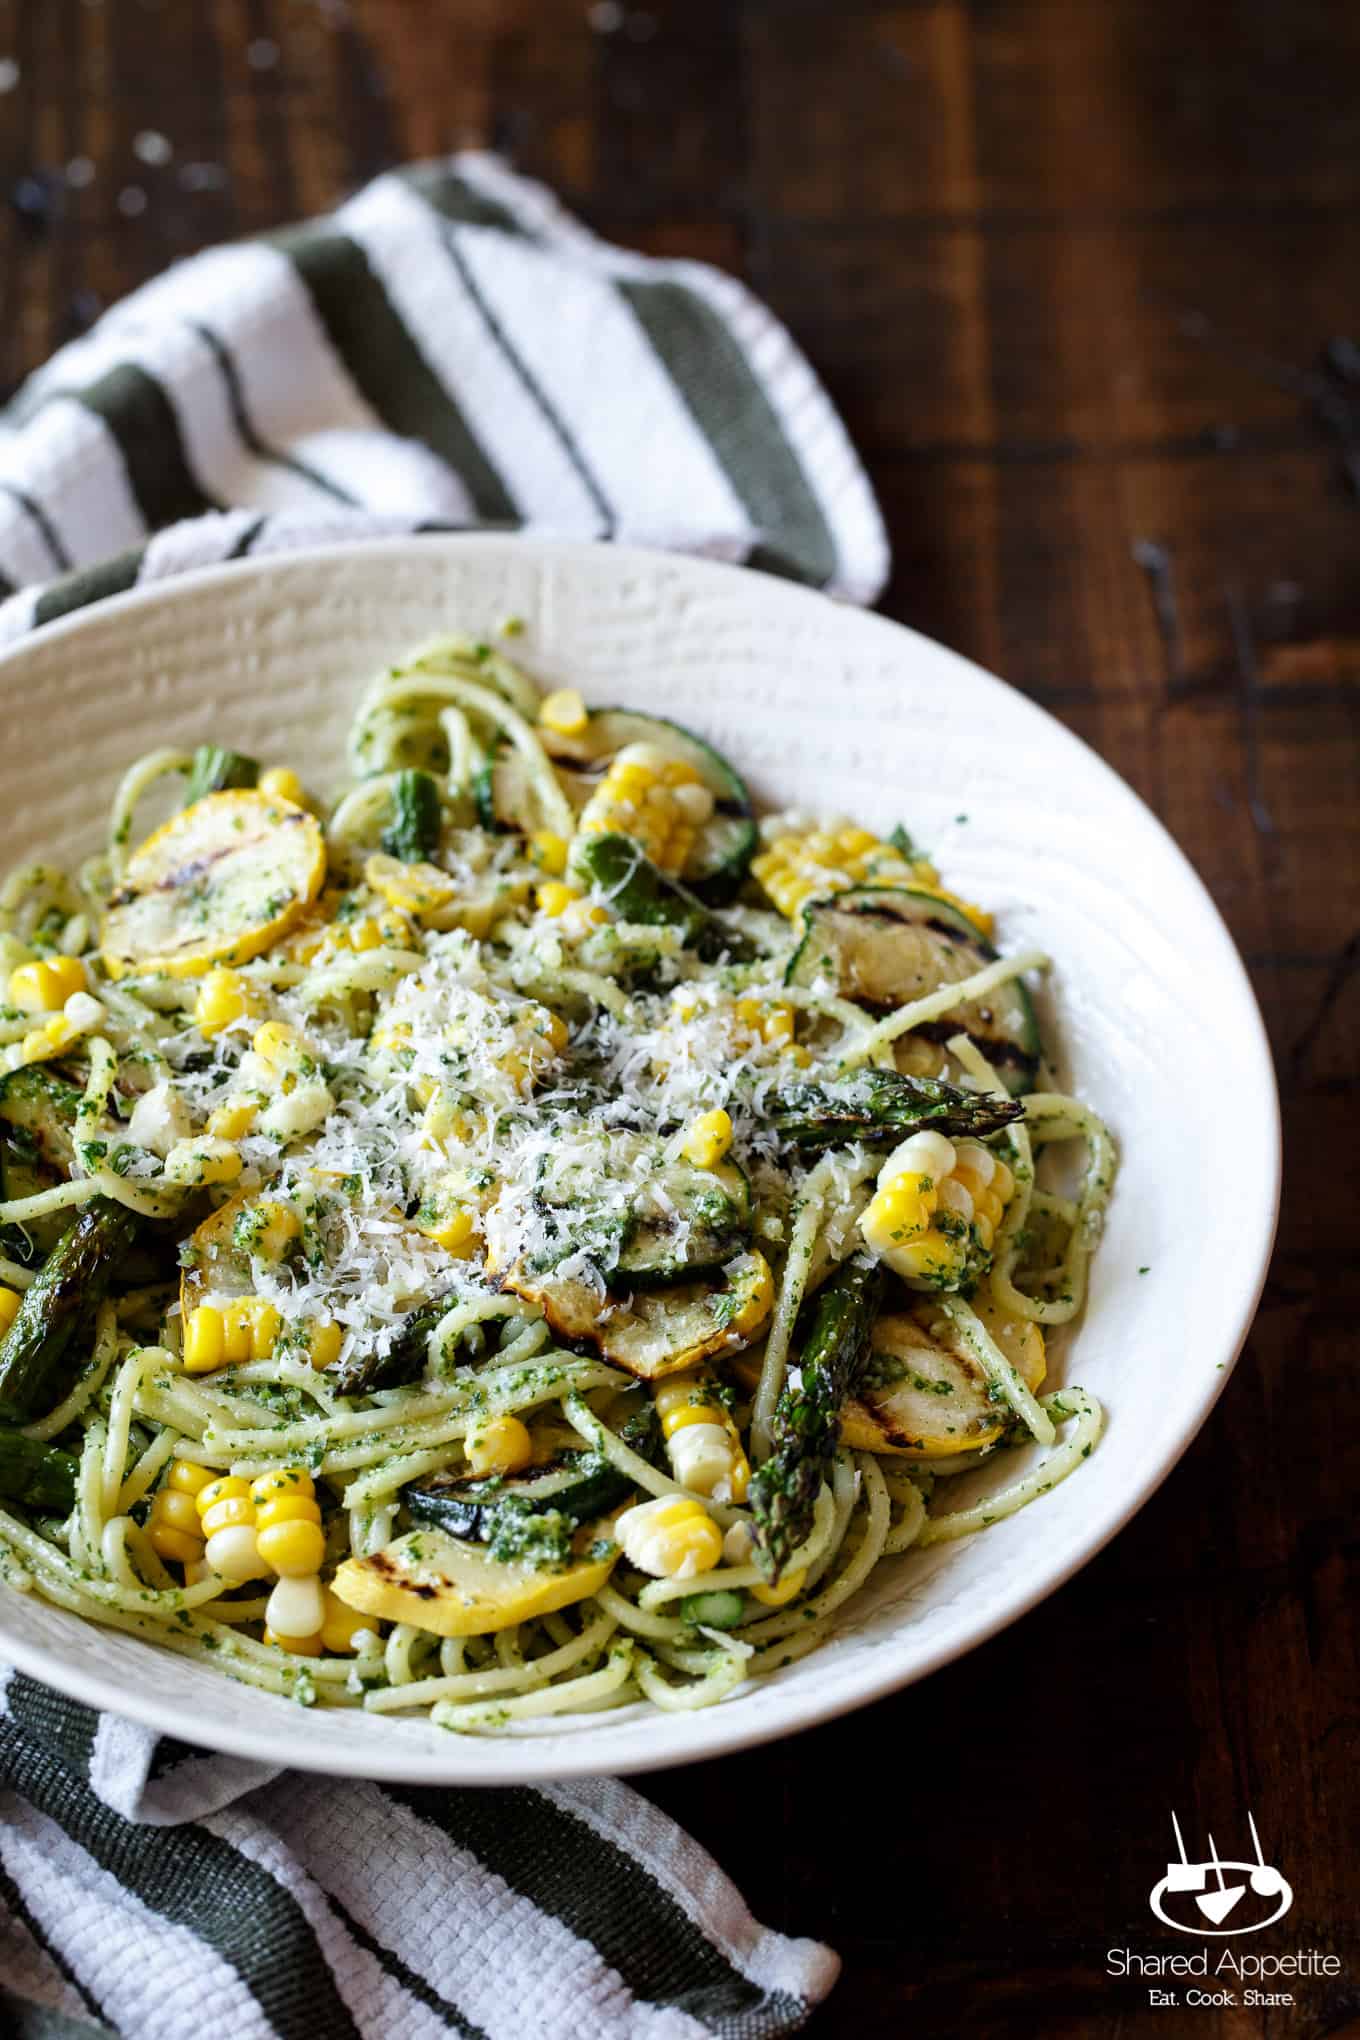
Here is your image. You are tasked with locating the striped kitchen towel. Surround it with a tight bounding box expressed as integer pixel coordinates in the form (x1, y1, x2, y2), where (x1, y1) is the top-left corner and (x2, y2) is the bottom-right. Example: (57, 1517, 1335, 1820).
(0, 151, 888, 639)
(0, 1670, 837, 2040)
(0, 152, 876, 2038)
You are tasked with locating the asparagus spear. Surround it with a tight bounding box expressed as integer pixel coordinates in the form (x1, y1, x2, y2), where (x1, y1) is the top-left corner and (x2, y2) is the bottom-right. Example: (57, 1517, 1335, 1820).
(381, 769, 442, 863)
(330, 1291, 453, 1397)
(572, 833, 753, 961)
(183, 744, 258, 806)
(0, 1430, 77, 1510)
(749, 1252, 885, 1580)
(769, 1066, 1022, 1150)
(0, 1197, 139, 1424)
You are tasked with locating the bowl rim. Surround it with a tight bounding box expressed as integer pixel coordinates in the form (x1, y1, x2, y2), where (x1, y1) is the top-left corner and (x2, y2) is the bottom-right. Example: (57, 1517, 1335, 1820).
(0, 534, 1282, 1782)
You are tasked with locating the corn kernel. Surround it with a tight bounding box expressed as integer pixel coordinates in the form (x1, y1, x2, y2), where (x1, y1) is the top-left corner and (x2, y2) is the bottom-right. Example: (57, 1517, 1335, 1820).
(363, 854, 457, 917)
(255, 1493, 322, 1533)
(194, 968, 262, 1037)
(679, 1108, 733, 1169)
(256, 1517, 326, 1577)
(263, 1627, 322, 1656)
(168, 1460, 215, 1496)
(728, 1252, 775, 1337)
(148, 1522, 203, 1566)
(733, 999, 798, 1053)
(164, 1139, 243, 1187)
(559, 898, 609, 940)
(259, 766, 306, 805)
(207, 1098, 258, 1140)
(320, 1587, 373, 1655)
(251, 1021, 304, 1070)
(537, 1010, 569, 1055)
(201, 1493, 256, 1536)
(859, 1178, 936, 1254)
(307, 1321, 344, 1370)
(204, 1523, 266, 1583)
(528, 830, 570, 875)
(182, 1305, 225, 1375)
(8, 956, 87, 1013)
(535, 879, 580, 919)
(752, 1566, 807, 1608)
(250, 1467, 314, 1506)
(195, 1475, 251, 1519)
(465, 1415, 534, 1477)
(252, 1517, 324, 1574)
(0, 1287, 21, 1336)
(881, 1130, 956, 1188)
(249, 1200, 301, 1263)
(221, 1297, 281, 1363)
(154, 1488, 201, 1536)
(418, 1203, 476, 1256)
(10, 1003, 101, 1069)
(539, 688, 588, 736)
(265, 1572, 326, 1641)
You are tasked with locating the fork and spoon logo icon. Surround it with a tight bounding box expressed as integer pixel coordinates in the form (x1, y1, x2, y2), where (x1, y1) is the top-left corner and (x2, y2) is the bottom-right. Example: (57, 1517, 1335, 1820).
(1149, 1813, 1294, 1936)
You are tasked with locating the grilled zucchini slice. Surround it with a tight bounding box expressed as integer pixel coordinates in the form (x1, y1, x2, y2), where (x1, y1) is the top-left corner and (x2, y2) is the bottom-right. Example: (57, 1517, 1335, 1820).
(404, 1453, 635, 1540)
(839, 1299, 1046, 1457)
(529, 1130, 751, 1286)
(502, 1249, 774, 1381)
(0, 1069, 83, 1259)
(788, 884, 1041, 1094)
(0, 1067, 79, 1174)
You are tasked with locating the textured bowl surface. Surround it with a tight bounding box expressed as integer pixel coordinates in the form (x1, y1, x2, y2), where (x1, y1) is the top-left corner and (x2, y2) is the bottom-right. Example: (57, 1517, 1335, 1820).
(0, 537, 1278, 1782)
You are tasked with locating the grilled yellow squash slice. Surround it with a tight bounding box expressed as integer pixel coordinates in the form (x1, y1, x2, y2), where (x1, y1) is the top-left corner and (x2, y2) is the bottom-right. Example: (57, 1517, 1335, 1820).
(330, 1521, 618, 1636)
(102, 789, 326, 978)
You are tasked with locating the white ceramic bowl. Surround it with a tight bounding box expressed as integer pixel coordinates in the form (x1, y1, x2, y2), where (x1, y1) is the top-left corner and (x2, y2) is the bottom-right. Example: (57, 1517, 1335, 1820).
(0, 537, 1278, 1782)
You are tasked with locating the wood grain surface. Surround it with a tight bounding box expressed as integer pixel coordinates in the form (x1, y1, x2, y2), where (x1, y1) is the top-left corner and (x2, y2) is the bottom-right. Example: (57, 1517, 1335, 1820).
(0, 3, 1355, 2034)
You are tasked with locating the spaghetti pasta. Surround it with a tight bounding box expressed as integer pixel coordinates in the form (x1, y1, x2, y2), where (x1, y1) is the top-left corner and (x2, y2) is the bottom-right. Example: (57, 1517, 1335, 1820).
(0, 633, 1115, 1733)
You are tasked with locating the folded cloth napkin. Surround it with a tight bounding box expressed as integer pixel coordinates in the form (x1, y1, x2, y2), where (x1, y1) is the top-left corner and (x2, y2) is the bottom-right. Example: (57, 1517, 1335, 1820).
(0, 1668, 838, 2039)
(0, 153, 887, 2037)
(0, 151, 887, 636)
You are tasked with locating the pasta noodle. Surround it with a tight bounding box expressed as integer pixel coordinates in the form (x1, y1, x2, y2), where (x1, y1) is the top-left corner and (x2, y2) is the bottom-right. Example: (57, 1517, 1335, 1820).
(0, 633, 1115, 1734)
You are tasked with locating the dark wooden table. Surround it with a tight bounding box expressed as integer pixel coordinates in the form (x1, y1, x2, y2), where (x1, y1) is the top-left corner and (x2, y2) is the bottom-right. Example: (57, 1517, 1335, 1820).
(2, 4, 1355, 2034)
